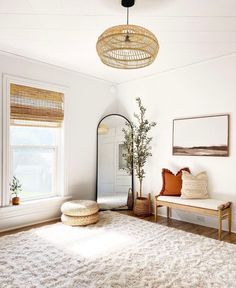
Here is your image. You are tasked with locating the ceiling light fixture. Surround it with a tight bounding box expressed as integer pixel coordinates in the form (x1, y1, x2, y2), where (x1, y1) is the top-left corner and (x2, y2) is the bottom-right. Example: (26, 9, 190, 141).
(96, 0, 159, 69)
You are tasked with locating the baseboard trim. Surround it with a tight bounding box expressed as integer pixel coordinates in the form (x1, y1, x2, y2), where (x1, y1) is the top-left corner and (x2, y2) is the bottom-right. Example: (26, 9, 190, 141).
(0, 217, 60, 234)
(0, 196, 71, 232)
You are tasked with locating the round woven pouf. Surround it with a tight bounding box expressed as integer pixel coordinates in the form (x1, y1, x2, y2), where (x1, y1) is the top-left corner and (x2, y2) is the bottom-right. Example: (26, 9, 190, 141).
(61, 200, 99, 226)
(61, 212, 99, 226)
(61, 200, 99, 217)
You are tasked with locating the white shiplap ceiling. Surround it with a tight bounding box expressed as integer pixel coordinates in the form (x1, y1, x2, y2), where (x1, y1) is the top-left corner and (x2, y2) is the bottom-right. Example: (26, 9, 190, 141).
(0, 0, 235, 83)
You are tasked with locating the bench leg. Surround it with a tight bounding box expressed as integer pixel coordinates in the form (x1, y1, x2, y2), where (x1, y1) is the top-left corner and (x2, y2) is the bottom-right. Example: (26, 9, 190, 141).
(148, 193, 151, 216)
(154, 200, 157, 222)
(167, 207, 171, 219)
(218, 210, 222, 240)
(228, 207, 232, 234)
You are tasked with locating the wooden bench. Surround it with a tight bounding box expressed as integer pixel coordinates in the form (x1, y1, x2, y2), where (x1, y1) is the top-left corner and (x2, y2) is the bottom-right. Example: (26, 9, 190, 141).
(154, 195, 232, 240)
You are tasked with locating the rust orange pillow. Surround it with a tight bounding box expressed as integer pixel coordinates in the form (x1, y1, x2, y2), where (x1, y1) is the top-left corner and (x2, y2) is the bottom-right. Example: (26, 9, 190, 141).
(160, 167, 191, 196)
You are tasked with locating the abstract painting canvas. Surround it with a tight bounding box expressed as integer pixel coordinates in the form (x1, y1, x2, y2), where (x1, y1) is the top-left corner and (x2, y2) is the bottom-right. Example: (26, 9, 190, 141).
(172, 114, 229, 156)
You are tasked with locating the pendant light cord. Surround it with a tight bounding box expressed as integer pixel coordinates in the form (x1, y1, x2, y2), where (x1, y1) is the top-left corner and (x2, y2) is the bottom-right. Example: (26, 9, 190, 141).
(127, 7, 129, 25)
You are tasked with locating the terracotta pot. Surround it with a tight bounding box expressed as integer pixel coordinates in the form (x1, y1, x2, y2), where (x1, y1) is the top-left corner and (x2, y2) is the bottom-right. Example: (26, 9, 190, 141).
(133, 193, 151, 217)
(12, 197, 20, 205)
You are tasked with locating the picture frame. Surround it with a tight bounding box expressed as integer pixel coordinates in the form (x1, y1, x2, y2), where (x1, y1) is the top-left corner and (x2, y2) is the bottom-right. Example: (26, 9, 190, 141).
(172, 114, 229, 157)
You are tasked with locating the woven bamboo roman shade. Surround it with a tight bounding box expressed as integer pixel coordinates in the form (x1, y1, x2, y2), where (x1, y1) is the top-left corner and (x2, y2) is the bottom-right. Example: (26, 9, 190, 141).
(10, 84, 64, 128)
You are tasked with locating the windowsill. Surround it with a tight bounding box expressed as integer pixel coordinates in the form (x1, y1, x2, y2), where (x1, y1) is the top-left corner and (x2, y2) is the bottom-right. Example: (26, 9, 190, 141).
(0, 195, 72, 232)
(0, 195, 72, 222)
(1, 195, 72, 211)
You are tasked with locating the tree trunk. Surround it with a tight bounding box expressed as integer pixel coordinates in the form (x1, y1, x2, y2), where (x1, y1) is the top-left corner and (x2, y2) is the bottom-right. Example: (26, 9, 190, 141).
(139, 178, 143, 198)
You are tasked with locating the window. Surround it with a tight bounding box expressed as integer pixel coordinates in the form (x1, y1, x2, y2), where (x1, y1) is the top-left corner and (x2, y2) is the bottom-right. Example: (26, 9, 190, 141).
(2, 78, 65, 204)
(10, 126, 58, 200)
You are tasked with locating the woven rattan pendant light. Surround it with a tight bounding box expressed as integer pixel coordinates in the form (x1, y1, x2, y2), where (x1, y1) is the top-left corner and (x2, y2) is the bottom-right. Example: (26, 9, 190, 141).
(96, 0, 159, 69)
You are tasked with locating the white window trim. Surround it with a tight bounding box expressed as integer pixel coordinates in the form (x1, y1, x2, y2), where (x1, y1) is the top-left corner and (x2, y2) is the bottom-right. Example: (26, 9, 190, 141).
(2, 74, 68, 206)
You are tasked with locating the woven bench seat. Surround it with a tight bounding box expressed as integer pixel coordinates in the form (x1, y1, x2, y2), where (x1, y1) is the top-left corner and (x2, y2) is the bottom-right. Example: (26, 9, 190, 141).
(157, 196, 228, 211)
(155, 195, 232, 240)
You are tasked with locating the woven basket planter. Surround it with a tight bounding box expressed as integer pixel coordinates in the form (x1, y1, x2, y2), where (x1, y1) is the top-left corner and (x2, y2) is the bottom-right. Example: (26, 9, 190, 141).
(133, 193, 151, 217)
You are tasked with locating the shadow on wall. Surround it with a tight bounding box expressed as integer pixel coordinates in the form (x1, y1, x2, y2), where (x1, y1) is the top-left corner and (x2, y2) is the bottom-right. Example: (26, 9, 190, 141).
(100, 93, 119, 119)
(116, 100, 132, 120)
(69, 182, 96, 201)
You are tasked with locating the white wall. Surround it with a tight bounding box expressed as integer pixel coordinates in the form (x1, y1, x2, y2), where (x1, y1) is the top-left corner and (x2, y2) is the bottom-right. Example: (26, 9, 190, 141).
(117, 54, 236, 232)
(1, 50, 235, 233)
(0, 52, 117, 204)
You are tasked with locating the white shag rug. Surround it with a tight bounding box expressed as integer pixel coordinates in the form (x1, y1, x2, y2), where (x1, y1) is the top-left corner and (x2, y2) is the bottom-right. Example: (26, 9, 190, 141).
(0, 211, 236, 288)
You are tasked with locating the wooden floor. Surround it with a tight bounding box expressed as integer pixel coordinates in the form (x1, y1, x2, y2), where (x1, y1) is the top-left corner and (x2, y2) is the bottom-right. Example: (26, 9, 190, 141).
(0, 211, 236, 244)
(119, 210, 236, 244)
(0, 220, 59, 237)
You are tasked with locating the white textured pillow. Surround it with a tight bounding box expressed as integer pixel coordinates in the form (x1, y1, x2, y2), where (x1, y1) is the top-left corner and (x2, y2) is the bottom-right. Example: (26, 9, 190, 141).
(181, 171, 208, 199)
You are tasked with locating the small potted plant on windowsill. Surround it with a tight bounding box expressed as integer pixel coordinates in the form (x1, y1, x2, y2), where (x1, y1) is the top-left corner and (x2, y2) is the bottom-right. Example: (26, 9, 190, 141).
(122, 97, 156, 216)
(10, 176, 22, 205)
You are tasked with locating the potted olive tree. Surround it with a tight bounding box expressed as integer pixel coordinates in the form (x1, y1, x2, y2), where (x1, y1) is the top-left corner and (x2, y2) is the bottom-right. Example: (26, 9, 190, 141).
(10, 176, 22, 205)
(123, 97, 156, 216)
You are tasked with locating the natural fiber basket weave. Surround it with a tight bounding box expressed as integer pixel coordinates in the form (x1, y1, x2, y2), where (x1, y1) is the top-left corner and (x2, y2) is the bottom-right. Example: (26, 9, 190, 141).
(61, 200, 99, 217)
(96, 24, 159, 69)
(61, 212, 99, 226)
(133, 193, 151, 217)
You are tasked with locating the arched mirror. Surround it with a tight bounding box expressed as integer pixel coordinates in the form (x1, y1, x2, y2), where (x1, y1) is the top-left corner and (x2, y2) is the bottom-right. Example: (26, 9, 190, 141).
(96, 114, 133, 210)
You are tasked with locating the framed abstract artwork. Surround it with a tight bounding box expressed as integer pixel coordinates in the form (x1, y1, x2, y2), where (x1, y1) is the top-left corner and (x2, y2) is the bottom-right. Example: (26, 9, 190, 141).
(172, 114, 229, 157)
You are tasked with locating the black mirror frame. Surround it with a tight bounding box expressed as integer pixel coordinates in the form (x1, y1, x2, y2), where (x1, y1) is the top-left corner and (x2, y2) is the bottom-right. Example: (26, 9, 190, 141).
(96, 113, 134, 210)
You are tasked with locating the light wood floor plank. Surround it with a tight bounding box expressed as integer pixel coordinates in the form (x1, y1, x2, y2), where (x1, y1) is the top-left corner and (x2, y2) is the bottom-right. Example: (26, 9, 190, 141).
(119, 211, 236, 244)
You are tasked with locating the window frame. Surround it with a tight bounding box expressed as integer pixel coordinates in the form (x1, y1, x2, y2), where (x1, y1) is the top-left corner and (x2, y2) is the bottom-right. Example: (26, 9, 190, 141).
(2, 75, 68, 206)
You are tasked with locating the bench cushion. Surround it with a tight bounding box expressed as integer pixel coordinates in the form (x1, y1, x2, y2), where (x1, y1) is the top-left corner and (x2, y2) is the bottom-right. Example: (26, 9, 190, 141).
(156, 196, 227, 211)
